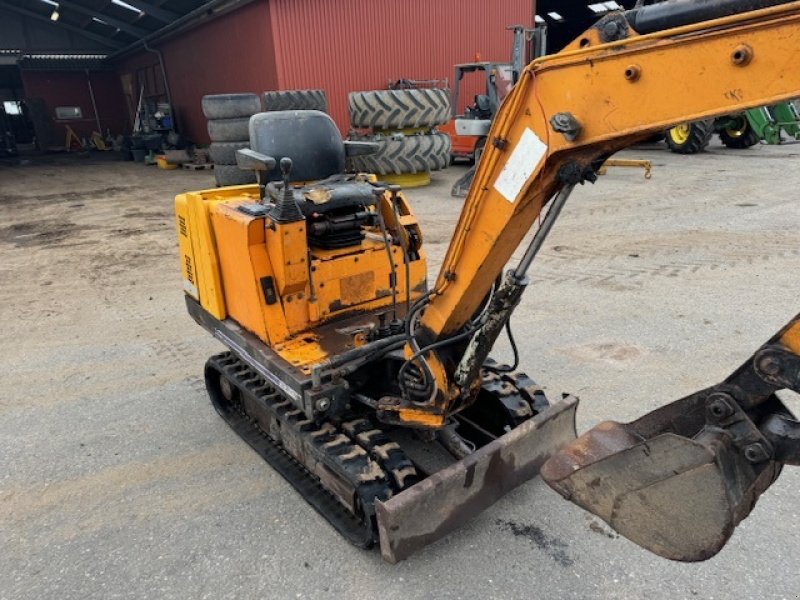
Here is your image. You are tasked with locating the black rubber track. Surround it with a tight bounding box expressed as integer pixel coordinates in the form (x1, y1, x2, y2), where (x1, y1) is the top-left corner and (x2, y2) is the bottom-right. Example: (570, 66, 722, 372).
(204, 352, 421, 548)
(348, 89, 450, 130)
(205, 353, 373, 546)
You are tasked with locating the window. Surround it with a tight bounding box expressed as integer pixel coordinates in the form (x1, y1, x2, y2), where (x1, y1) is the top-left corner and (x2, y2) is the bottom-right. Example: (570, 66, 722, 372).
(55, 106, 83, 119)
(3, 101, 22, 115)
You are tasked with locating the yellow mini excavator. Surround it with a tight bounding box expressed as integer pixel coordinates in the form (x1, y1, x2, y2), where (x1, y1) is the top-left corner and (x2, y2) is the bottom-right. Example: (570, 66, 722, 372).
(176, 0, 800, 563)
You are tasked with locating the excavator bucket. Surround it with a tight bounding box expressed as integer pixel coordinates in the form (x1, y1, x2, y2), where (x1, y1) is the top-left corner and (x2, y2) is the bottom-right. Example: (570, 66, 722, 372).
(541, 407, 781, 561)
(542, 314, 800, 561)
(376, 395, 578, 563)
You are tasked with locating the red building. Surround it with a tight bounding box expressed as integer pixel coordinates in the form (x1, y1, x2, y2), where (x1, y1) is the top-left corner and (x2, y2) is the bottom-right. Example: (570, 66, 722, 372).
(116, 0, 536, 142)
(2, 0, 536, 146)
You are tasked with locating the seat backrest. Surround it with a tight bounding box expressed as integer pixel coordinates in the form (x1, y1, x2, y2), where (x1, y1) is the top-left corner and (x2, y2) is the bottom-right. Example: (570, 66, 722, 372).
(474, 94, 491, 116)
(249, 110, 345, 183)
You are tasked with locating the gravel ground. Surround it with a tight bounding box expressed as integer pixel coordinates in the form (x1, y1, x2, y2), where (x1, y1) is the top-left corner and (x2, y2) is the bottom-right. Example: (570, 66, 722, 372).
(1, 141, 799, 600)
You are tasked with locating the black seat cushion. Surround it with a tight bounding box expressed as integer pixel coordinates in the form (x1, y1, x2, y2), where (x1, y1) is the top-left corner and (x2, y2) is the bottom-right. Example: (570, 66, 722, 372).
(249, 110, 345, 182)
(264, 175, 376, 217)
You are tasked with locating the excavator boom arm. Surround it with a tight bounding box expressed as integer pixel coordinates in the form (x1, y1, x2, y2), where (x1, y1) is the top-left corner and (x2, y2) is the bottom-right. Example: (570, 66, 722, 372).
(380, 0, 800, 561)
(391, 0, 800, 423)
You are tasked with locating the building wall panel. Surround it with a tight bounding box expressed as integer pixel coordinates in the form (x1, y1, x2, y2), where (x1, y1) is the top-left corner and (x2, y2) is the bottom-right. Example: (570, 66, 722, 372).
(20, 70, 129, 146)
(116, 0, 277, 143)
(270, 0, 534, 131)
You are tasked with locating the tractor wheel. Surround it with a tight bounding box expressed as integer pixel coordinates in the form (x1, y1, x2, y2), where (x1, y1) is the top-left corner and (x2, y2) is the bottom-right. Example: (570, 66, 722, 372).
(214, 164, 257, 187)
(201, 93, 261, 120)
(347, 132, 451, 175)
(209, 141, 249, 165)
(719, 117, 760, 149)
(665, 120, 714, 154)
(262, 89, 328, 113)
(348, 89, 450, 130)
(207, 118, 251, 142)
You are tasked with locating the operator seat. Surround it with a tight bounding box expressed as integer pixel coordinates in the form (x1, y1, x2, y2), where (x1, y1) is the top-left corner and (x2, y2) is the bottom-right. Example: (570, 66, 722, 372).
(473, 95, 492, 119)
(238, 110, 381, 250)
(248, 110, 345, 182)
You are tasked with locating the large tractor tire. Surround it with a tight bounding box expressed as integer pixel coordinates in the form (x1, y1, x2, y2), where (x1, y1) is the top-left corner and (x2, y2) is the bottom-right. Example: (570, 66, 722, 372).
(214, 164, 256, 187)
(262, 90, 328, 113)
(207, 118, 251, 142)
(348, 89, 450, 130)
(209, 141, 249, 165)
(719, 116, 760, 148)
(201, 93, 261, 120)
(347, 132, 451, 175)
(665, 120, 714, 154)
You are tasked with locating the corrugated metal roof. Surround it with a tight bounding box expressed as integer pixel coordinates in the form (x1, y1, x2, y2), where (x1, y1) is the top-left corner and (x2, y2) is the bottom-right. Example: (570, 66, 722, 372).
(0, 0, 251, 55)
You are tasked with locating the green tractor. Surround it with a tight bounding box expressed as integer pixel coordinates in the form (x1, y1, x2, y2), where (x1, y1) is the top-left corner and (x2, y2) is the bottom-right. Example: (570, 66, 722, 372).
(665, 100, 800, 153)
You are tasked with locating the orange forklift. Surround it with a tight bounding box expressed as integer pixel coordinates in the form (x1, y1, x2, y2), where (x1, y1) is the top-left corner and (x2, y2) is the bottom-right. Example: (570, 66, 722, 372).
(438, 61, 515, 164)
(442, 25, 545, 195)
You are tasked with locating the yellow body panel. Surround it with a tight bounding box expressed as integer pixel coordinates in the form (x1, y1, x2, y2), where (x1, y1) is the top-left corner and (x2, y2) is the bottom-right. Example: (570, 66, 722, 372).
(174, 185, 261, 320)
(780, 320, 800, 354)
(211, 203, 288, 344)
(176, 185, 427, 368)
(175, 194, 199, 301)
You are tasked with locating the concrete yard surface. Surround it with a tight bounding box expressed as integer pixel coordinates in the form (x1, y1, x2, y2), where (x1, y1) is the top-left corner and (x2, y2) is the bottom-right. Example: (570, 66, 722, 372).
(1, 142, 799, 599)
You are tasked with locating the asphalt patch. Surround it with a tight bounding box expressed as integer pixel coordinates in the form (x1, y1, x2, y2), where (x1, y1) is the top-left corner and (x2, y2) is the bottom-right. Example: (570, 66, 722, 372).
(496, 519, 574, 567)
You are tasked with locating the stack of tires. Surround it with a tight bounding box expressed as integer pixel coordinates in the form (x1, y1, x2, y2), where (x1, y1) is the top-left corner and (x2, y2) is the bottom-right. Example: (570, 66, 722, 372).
(346, 88, 451, 187)
(203, 90, 329, 187)
(262, 89, 328, 113)
(203, 93, 262, 187)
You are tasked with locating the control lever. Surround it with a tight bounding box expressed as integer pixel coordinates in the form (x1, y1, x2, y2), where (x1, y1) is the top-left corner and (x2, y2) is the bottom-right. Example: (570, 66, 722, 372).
(268, 158, 304, 223)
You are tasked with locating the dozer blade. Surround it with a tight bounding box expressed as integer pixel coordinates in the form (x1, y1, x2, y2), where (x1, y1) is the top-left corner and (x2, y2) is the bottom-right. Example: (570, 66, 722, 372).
(542, 313, 800, 562)
(375, 395, 578, 563)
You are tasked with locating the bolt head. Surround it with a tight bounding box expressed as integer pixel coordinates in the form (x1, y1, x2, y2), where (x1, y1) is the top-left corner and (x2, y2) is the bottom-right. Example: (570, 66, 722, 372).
(315, 397, 331, 412)
(603, 21, 620, 37)
(624, 65, 641, 82)
(744, 442, 769, 463)
(731, 44, 753, 66)
(759, 355, 781, 376)
(706, 392, 735, 420)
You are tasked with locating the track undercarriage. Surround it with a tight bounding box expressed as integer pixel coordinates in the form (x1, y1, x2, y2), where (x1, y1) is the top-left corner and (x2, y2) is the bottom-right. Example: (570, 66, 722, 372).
(204, 344, 570, 555)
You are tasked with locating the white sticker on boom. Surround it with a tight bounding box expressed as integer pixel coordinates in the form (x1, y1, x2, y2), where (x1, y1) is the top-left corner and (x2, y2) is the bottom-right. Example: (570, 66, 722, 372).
(493, 127, 548, 203)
